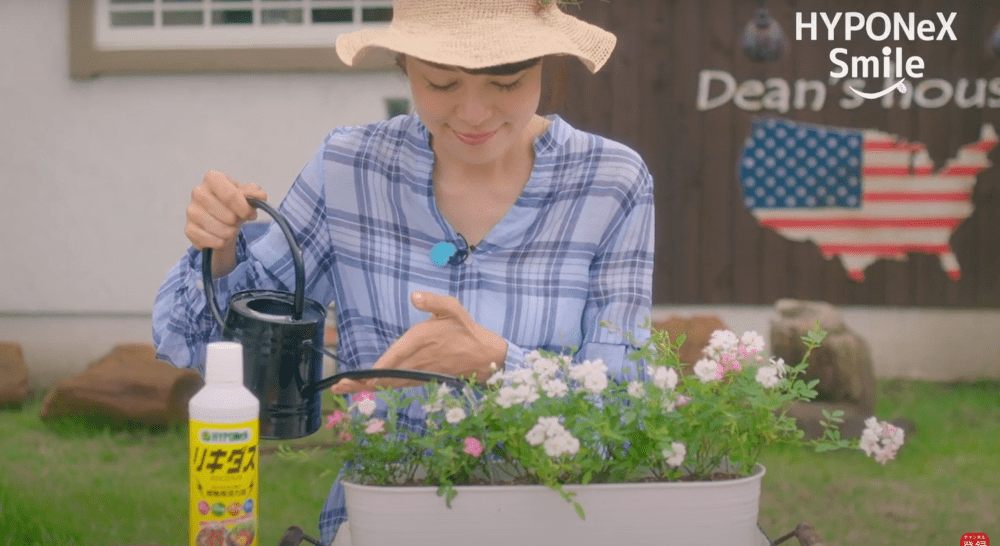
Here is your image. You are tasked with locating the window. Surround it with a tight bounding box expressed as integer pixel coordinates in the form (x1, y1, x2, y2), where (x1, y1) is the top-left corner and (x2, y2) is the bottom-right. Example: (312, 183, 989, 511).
(70, 0, 396, 78)
(97, 0, 393, 50)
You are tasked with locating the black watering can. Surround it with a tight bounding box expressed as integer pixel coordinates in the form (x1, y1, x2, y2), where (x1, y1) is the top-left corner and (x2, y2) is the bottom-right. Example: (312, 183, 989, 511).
(202, 198, 466, 440)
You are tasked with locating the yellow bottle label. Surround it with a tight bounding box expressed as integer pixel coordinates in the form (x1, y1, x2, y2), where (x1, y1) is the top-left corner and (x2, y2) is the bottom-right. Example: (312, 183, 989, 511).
(189, 419, 259, 546)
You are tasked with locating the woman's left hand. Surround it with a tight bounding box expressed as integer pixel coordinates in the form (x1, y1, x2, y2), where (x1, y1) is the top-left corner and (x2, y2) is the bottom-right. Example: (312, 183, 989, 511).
(329, 291, 507, 394)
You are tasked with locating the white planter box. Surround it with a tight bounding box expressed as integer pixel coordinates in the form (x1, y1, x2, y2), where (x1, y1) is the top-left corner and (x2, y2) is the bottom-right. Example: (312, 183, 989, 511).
(339, 464, 767, 546)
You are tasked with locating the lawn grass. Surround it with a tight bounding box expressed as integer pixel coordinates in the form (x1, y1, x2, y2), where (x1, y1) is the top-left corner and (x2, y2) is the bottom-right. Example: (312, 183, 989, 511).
(1, 379, 997, 546)
(758, 379, 1000, 545)
(0, 394, 339, 546)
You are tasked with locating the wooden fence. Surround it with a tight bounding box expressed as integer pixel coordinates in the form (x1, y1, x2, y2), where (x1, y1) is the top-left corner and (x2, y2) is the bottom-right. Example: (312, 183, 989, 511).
(544, 0, 1000, 307)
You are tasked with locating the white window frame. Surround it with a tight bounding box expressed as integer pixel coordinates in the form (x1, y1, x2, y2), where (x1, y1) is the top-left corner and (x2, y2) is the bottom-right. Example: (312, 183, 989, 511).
(95, 0, 392, 50)
(69, 0, 397, 79)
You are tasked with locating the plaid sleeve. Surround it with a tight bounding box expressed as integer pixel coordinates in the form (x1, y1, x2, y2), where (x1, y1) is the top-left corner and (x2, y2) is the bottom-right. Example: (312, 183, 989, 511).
(152, 232, 255, 374)
(577, 154, 655, 380)
(152, 132, 337, 373)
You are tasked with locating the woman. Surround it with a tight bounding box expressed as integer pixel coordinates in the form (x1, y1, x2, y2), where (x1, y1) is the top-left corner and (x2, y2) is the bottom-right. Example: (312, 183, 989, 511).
(153, 0, 654, 542)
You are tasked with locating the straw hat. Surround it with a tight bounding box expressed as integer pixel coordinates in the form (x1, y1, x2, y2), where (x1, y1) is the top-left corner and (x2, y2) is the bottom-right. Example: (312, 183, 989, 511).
(335, 0, 617, 73)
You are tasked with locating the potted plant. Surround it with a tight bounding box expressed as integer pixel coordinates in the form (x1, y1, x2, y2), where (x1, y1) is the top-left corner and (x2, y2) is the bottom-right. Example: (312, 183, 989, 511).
(318, 324, 904, 545)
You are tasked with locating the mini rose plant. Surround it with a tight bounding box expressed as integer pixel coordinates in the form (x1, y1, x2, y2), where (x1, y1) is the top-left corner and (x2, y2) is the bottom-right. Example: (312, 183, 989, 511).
(322, 323, 903, 518)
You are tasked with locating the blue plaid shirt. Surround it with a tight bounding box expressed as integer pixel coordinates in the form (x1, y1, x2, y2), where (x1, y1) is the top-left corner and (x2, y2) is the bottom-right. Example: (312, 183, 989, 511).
(153, 114, 653, 543)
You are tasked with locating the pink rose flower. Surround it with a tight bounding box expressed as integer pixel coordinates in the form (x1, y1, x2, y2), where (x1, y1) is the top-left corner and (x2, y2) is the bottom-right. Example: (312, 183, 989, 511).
(325, 410, 346, 429)
(463, 437, 483, 458)
(352, 391, 376, 403)
(365, 419, 385, 435)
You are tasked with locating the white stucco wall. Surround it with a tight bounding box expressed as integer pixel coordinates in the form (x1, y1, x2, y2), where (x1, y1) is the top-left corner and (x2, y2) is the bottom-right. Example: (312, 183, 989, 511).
(0, 0, 411, 314)
(1, 1, 997, 390)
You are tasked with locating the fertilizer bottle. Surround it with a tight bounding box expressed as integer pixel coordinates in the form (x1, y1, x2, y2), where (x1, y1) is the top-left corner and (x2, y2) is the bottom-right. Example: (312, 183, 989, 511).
(189, 341, 260, 546)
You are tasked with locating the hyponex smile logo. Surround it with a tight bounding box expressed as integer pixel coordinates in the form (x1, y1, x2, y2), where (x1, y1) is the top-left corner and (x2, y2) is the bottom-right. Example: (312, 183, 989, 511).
(796, 12, 957, 100)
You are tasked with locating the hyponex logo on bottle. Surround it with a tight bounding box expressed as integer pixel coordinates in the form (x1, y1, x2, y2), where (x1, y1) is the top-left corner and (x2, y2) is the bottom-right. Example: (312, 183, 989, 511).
(795, 12, 957, 100)
(199, 428, 253, 443)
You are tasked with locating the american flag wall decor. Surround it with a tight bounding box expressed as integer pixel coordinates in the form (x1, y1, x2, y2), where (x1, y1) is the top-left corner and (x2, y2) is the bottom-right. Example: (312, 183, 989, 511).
(739, 118, 998, 282)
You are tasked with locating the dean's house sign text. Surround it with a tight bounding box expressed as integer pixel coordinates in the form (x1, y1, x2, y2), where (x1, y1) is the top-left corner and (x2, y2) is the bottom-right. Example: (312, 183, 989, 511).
(696, 69, 1000, 112)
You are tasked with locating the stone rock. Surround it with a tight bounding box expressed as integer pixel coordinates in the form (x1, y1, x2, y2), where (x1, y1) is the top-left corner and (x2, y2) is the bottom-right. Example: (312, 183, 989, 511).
(40, 344, 205, 427)
(651, 315, 729, 366)
(0, 342, 30, 407)
(771, 299, 878, 417)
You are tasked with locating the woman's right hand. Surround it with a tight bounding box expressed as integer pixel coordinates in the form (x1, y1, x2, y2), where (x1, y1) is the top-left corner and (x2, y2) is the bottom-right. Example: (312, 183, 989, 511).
(185, 171, 268, 278)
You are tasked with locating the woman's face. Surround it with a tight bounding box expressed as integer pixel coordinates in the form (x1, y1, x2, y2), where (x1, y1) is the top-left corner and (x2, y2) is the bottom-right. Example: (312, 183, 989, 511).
(406, 56, 544, 169)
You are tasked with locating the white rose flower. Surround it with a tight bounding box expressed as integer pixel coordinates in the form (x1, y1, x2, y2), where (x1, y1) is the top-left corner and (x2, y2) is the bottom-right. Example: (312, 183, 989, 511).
(567, 362, 590, 383)
(582, 370, 609, 394)
(527, 416, 573, 452)
(525, 423, 547, 446)
(445, 407, 466, 424)
(863, 416, 882, 436)
(859, 428, 880, 456)
(874, 445, 899, 465)
(860, 417, 905, 465)
(519, 384, 541, 405)
(886, 424, 905, 447)
(627, 381, 646, 398)
(755, 365, 780, 388)
(569, 359, 607, 382)
(486, 372, 504, 386)
(650, 367, 679, 390)
(543, 431, 581, 458)
(662, 441, 686, 467)
(563, 434, 581, 456)
(543, 436, 564, 457)
(507, 369, 535, 386)
(740, 331, 765, 354)
(496, 386, 518, 409)
(694, 358, 721, 383)
(707, 330, 739, 354)
(542, 379, 569, 398)
(546, 419, 567, 435)
(769, 357, 787, 377)
(357, 398, 377, 417)
(531, 357, 561, 380)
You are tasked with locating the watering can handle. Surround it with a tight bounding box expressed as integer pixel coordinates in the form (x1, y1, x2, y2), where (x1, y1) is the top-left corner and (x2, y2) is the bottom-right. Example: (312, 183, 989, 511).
(201, 197, 307, 324)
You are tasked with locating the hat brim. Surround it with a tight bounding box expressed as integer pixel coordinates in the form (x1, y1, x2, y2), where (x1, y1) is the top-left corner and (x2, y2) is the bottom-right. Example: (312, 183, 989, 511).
(335, 9, 615, 73)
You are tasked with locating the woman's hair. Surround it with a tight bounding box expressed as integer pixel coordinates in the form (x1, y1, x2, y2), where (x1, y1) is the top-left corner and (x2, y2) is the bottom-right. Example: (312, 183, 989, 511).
(395, 53, 542, 76)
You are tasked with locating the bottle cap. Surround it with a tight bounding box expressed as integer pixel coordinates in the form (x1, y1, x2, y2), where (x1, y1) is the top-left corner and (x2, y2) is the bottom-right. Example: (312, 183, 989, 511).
(205, 341, 244, 384)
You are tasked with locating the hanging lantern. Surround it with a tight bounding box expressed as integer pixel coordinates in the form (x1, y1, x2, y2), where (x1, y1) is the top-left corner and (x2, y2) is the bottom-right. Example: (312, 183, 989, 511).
(742, 3, 787, 63)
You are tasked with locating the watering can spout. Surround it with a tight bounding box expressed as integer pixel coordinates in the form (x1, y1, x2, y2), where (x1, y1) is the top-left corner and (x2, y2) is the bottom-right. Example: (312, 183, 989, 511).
(301, 340, 468, 400)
